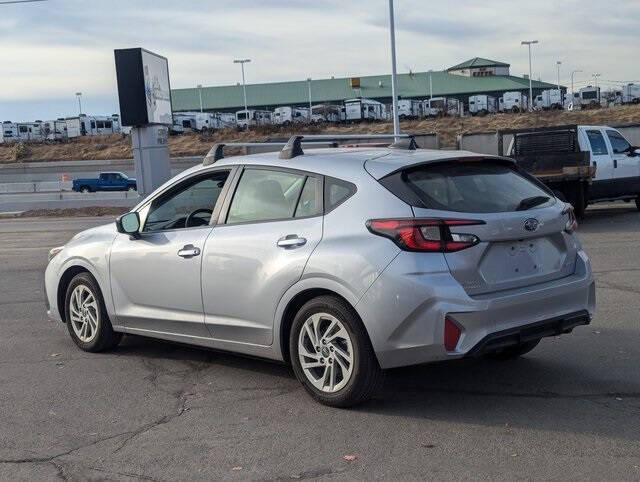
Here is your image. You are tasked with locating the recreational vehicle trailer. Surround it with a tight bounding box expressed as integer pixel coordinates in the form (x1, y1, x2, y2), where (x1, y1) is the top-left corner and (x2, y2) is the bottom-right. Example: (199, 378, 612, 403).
(396, 99, 422, 119)
(622, 84, 640, 104)
(42, 119, 68, 141)
(0, 121, 18, 144)
(214, 112, 237, 128)
(534, 90, 563, 110)
(468, 95, 497, 116)
(499, 92, 528, 113)
(578, 86, 601, 108)
(344, 98, 385, 122)
(273, 106, 310, 125)
(66, 115, 120, 137)
(235, 109, 272, 128)
(310, 104, 342, 123)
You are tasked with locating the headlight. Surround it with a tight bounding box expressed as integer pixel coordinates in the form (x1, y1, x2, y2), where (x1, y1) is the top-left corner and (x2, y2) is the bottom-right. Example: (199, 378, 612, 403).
(48, 246, 64, 262)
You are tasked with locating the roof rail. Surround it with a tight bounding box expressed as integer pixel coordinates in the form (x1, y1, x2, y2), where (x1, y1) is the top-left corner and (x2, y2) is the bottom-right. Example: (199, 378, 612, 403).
(203, 141, 338, 166)
(279, 133, 417, 159)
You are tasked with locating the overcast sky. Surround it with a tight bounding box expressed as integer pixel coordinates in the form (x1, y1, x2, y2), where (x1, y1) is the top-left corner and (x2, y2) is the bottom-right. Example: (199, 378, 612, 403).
(1, 0, 638, 121)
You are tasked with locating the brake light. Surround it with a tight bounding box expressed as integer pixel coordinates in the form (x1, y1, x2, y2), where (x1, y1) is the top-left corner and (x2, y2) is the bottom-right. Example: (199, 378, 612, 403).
(562, 204, 578, 233)
(366, 218, 484, 252)
(444, 316, 462, 352)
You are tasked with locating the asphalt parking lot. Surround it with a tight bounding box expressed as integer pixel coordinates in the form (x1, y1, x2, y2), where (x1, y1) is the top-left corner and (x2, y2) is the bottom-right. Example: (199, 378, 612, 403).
(1, 204, 639, 481)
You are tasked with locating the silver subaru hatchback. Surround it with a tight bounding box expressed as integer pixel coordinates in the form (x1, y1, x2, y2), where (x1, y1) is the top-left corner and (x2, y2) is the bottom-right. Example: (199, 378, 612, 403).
(45, 144, 595, 407)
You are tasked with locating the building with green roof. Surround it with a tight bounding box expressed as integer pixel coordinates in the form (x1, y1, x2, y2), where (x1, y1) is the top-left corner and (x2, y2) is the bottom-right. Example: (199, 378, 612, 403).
(171, 57, 561, 113)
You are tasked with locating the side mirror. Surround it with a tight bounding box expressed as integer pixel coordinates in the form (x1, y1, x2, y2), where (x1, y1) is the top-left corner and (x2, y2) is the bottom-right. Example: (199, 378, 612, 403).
(116, 211, 140, 237)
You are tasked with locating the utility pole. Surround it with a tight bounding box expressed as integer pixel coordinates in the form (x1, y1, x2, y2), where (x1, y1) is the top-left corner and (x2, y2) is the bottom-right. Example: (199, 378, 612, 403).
(75, 92, 82, 116)
(556, 61, 562, 93)
(233, 59, 251, 131)
(387, 0, 400, 140)
(592, 73, 601, 89)
(570, 69, 582, 105)
(307, 77, 312, 122)
(521, 40, 538, 111)
(197, 84, 203, 113)
(429, 70, 433, 99)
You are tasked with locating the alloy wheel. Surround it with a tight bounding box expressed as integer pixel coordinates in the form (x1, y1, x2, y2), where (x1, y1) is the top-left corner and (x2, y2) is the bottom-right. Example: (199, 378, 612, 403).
(69, 285, 99, 342)
(298, 313, 354, 393)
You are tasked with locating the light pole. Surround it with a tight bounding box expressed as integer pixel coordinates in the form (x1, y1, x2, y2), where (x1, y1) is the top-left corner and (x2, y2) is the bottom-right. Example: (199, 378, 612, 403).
(556, 61, 562, 94)
(521, 40, 538, 111)
(197, 84, 203, 113)
(307, 77, 312, 122)
(429, 70, 433, 99)
(75, 92, 82, 116)
(592, 73, 601, 89)
(233, 59, 251, 130)
(570, 69, 582, 104)
(387, 0, 400, 140)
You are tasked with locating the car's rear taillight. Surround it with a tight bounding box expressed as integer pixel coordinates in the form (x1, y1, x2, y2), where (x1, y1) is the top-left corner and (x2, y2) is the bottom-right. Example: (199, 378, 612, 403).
(366, 218, 484, 252)
(444, 316, 462, 352)
(562, 204, 578, 233)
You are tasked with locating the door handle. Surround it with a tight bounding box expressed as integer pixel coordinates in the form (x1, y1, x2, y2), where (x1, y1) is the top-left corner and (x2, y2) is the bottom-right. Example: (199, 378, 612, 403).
(613, 159, 618, 168)
(277, 235, 307, 248)
(177, 244, 201, 258)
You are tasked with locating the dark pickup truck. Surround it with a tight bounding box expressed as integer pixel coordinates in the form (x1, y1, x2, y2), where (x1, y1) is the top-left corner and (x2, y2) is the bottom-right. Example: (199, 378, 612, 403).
(72, 172, 137, 193)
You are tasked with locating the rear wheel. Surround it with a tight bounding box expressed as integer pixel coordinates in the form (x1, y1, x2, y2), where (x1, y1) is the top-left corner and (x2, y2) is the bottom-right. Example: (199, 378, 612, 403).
(80, 186, 90, 193)
(290, 296, 383, 407)
(65, 272, 122, 352)
(128, 185, 136, 191)
(485, 339, 541, 360)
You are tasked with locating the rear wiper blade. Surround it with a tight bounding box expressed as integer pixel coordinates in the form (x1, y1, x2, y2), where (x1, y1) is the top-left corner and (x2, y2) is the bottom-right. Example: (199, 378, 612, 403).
(516, 195, 550, 211)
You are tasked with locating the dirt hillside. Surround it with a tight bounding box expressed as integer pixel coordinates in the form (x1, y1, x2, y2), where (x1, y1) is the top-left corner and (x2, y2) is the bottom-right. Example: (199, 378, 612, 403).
(1, 105, 639, 164)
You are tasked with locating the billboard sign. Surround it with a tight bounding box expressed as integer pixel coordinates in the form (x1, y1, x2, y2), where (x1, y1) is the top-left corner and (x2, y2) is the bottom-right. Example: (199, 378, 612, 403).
(114, 48, 173, 127)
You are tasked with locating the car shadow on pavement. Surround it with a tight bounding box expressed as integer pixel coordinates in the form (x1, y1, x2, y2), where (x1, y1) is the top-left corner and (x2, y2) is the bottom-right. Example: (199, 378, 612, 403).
(360, 355, 640, 441)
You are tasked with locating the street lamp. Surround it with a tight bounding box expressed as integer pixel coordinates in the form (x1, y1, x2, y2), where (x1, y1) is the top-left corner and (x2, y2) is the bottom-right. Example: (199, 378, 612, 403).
(233, 59, 251, 131)
(307, 77, 312, 122)
(197, 84, 203, 113)
(75, 92, 82, 116)
(556, 61, 562, 96)
(428, 70, 433, 99)
(592, 73, 601, 89)
(387, 0, 400, 140)
(570, 69, 582, 103)
(521, 40, 538, 111)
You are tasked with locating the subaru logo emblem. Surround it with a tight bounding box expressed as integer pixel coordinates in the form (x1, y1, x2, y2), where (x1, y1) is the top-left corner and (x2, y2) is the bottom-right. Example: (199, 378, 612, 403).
(523, 218, 539, 232)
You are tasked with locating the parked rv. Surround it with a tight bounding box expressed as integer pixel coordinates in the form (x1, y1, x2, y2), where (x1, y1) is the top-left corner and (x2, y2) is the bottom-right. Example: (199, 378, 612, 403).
(499, 92, 528, 113)
(66, 115, 120, 138)
(423, 97, 460, 117)
(579, 86, 601, 108)
(236, 109, 272, 128)
(41, 119, 68, 141)
(14, 122, 43, 141)
(310, 104, 342, 123)
(273, 106, 310, 125)
(565, 92, 581, 111)
(534, 90, 563, 110)
(214, 112, 237, 128)
(396, 99, 422, 119)
(344, 98, 385, 122)
(468, 95, 497, 116)
(0, 121, 18, 144)
(622, 84, 640, 104)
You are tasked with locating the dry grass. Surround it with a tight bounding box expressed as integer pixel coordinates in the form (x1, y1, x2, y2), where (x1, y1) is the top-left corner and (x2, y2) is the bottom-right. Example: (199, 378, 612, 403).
(18, 207, 129, 218)
(1, 105, 639, 164)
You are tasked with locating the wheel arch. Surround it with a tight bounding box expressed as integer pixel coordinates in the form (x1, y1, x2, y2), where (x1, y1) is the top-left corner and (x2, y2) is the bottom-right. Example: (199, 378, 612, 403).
(56, 260, 107, 322)
(276, 281, 374, 366)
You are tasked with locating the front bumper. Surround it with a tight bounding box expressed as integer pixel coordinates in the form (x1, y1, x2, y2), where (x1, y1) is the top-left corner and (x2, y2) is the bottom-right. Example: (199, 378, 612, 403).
(356, 249, 595, 369)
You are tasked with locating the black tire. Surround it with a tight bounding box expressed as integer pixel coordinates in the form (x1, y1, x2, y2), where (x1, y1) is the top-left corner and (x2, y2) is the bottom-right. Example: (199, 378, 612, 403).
(636, 196, 640, 211)
(485, 339, 541, 360)
(128, 185, 136, 191)
(64, 272, 122, 352)
(289, 295, 384, 408)
(80, 186, 90, 193)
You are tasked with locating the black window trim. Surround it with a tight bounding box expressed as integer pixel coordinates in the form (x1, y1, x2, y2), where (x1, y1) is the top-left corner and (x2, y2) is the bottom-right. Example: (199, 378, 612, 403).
(217, 164, 324, 227)
(135, 166, 236, 234)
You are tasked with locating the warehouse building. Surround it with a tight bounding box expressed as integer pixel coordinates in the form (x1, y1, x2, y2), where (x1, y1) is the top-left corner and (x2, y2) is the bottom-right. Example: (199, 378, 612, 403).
(171, 57, 561, 112)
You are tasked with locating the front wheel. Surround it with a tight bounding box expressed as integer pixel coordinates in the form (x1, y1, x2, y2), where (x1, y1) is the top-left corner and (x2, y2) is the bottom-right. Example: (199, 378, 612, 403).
(128, 185, 136, 191)
(65, 272, 122, 352)
(290, 296, 383, 407)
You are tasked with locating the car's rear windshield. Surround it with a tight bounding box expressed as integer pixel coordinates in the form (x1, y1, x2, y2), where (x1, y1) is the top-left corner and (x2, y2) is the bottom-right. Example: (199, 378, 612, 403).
(381, 160, 554, 213)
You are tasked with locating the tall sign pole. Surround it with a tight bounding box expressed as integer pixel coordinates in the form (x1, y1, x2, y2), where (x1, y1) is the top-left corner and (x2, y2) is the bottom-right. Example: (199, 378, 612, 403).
(388, 0, 400, 141)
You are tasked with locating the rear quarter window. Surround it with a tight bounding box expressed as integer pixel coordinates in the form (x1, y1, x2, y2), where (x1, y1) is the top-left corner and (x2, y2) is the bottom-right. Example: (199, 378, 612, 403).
(380, 160, 554, 213)
(324, 177, 356, 213)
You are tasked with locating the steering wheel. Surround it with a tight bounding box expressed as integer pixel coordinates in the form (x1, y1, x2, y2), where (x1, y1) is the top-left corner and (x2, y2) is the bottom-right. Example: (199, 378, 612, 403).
(185, 208, 213, 228)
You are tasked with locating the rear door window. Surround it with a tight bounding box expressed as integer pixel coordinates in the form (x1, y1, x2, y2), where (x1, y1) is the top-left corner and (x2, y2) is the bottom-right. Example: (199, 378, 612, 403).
(381, 160, 553, 213)
(586, 130, 609, 155)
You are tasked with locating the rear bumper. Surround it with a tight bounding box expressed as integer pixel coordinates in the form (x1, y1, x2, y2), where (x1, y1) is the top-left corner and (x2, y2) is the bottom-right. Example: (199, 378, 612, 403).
(467, 310, 590, 357)
(356, 249, 595, 369)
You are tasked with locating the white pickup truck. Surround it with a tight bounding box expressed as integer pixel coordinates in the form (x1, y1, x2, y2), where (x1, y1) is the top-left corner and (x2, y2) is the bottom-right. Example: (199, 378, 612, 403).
(500, 125, 640, 216)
